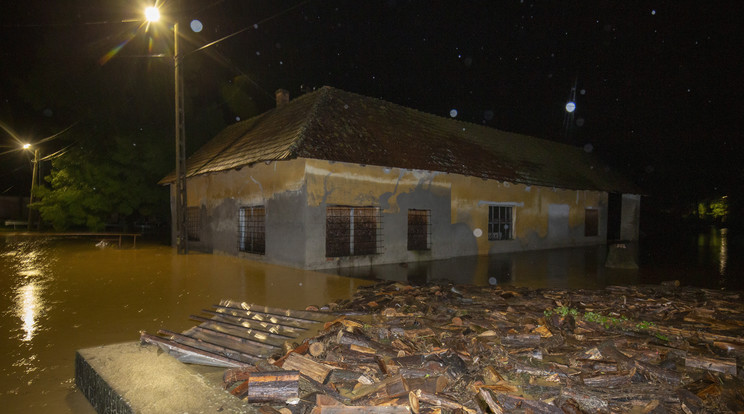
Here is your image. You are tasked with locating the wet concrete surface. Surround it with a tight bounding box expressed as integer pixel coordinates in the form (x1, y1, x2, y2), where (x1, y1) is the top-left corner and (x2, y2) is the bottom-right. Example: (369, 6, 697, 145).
(0, 226, 739, 413)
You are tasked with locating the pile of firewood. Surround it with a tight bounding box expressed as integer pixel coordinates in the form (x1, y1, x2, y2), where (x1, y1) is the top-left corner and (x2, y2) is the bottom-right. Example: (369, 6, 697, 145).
(221, 281, 744, 413)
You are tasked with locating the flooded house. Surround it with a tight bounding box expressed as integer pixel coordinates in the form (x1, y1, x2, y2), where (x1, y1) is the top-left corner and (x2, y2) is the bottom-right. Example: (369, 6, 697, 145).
(160, 86, 640, 270)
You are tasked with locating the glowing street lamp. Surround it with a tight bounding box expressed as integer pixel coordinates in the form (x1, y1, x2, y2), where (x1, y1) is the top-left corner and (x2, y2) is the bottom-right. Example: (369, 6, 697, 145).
(144, 7, 160, 23)
(145, 4, 188, 254)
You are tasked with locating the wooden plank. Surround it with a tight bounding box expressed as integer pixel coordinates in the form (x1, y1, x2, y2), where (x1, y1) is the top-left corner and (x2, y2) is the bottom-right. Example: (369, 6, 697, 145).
(210, 306, 312, 334)
(186, 326, 277, 358)
(190, 315, 286, 348)
(140, 331, 248, 367)
(220, 300, 333, 323)
(202, 310, 303, 338)
(281, 352, 335, 384)
(158, 329, 262, 364)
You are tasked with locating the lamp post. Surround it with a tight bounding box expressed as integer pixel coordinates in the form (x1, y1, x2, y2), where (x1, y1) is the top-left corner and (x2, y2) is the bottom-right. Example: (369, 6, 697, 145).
(23, 144, 39, 231)
(146, 3, 188, 254)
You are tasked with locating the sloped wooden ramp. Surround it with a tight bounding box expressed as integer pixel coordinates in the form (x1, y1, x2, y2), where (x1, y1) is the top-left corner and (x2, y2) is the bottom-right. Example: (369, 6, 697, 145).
(141, 300, 335, 367)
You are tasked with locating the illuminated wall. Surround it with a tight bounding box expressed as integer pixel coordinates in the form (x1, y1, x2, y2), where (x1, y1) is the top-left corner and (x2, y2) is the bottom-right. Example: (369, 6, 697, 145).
(173, 157, 627, 270)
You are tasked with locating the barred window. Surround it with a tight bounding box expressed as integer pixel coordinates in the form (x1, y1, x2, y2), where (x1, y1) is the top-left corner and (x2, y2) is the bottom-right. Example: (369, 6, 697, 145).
(326, 206, 382, 257)
(488, 206, 513, 241)
(407, 209, 431, 250)
(238, 206, 265, 254)
(186, 206, 201, 241)
(585, 208, 599, 237)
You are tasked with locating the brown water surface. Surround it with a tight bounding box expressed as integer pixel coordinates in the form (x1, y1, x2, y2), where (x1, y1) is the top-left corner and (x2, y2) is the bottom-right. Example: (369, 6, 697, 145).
(0, 236, 371, 413)
(1, 226, 739, 412)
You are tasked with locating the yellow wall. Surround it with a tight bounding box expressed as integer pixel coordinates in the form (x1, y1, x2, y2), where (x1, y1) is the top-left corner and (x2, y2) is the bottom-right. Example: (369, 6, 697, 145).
(186, 158, 307, 208)
(449, 174, 606, 254)
(304, 158, 450, 211)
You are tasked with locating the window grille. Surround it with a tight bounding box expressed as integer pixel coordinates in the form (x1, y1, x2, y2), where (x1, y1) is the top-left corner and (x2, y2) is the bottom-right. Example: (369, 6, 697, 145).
(186, 206, 201, 241)
(326, 206, 383, 257)
(585, 208, 599, 237)
(488, 205, 513, 240)
(407, 209, 431, 250)
(238, 206, 265, 254)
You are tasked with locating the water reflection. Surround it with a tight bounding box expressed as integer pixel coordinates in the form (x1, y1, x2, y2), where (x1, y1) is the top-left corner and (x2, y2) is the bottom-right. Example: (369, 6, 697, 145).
(15, 281, 43, 342)
(7, 239, 51, 343)
(322, 245, 640, 289)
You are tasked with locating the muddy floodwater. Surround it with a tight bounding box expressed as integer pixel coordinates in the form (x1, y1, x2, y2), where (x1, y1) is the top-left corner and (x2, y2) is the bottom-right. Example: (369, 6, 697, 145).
(0, 226, 740, 413)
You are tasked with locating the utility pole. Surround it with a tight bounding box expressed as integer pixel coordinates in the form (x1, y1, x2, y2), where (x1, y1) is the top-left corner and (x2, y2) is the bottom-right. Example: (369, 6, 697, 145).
(27, 148, 39, 231)
(174, 3, 188, 254)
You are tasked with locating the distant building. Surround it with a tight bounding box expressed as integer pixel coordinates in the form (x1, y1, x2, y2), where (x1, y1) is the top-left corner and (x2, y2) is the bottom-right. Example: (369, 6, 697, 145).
(160, 86, 640, 270)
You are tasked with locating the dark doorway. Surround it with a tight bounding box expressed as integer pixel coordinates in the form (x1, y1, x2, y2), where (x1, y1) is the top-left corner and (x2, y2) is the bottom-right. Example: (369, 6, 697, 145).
(607, 192, 622, 241)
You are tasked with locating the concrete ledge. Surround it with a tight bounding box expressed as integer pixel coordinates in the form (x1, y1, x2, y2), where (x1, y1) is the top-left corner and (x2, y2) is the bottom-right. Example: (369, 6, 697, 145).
(75, 342, 256, 413)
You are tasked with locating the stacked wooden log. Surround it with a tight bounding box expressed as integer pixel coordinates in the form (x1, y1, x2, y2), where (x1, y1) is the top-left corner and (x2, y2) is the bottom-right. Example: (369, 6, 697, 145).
(221, 281, 744, 413)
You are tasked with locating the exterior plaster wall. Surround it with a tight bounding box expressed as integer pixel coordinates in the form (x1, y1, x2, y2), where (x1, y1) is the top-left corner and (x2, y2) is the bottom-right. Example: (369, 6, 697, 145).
(174, 157, 624, 270)
(303, 159, 457, 269)
(448, 175, 608, 255)
(178, 158, 309, 267)
(302, 159, 608, 270)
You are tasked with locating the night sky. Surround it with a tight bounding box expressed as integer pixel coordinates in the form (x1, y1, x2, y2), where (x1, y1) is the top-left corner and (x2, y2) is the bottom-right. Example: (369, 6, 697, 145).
(1, 0, 742, 212)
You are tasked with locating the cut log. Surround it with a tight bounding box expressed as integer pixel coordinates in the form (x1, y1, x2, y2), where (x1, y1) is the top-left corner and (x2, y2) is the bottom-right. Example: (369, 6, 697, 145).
(223, 365, 259, 387)
(309, 341, 326, 357)
(231, 370, 299, 403)
(478, 388, 504, 414)
(414, 389, 476, 414)
(581, 368, 636, 388)
(408, 391, 419, 414)
(281, 352, 334, 384)
(318, 406, 410, 414)
(598, 340, 681, 385)
(384, 375, 408, 398)
(684, 354, 737, 375)
(403, 376, 448, 394)
(501, 333, 541, 347)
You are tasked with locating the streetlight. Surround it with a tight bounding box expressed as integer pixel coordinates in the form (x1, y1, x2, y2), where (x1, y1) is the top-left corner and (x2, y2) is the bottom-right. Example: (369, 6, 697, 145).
(146, 3, 188, 254)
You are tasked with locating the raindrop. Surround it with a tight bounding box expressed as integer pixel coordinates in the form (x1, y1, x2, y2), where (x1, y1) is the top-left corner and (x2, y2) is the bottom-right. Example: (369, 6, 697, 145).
(488, 277, 498, 286)
(483, 110, 494, 121)
(256, 51, 261, 56)
(651, 9, 656, 15)
(235, 116, 241, 121)
(253, 24, 259, 29)
(576, 117, 585, 127)
(449, 109, 458, 118)
(42, 108, 53, 117)
(583, 143, 593, 153)
(190, 19, 203, 33)
(565, 101, 576, 113)
(580, 89, 586, 95)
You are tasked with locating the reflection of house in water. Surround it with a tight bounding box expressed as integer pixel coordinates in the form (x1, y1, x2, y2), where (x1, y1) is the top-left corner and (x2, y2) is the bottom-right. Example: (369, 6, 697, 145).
(160, 86, 640, 270)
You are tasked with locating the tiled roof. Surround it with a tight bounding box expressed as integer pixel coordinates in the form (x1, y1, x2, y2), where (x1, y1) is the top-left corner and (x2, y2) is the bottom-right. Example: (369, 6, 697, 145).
(160, 86, 638, 193)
